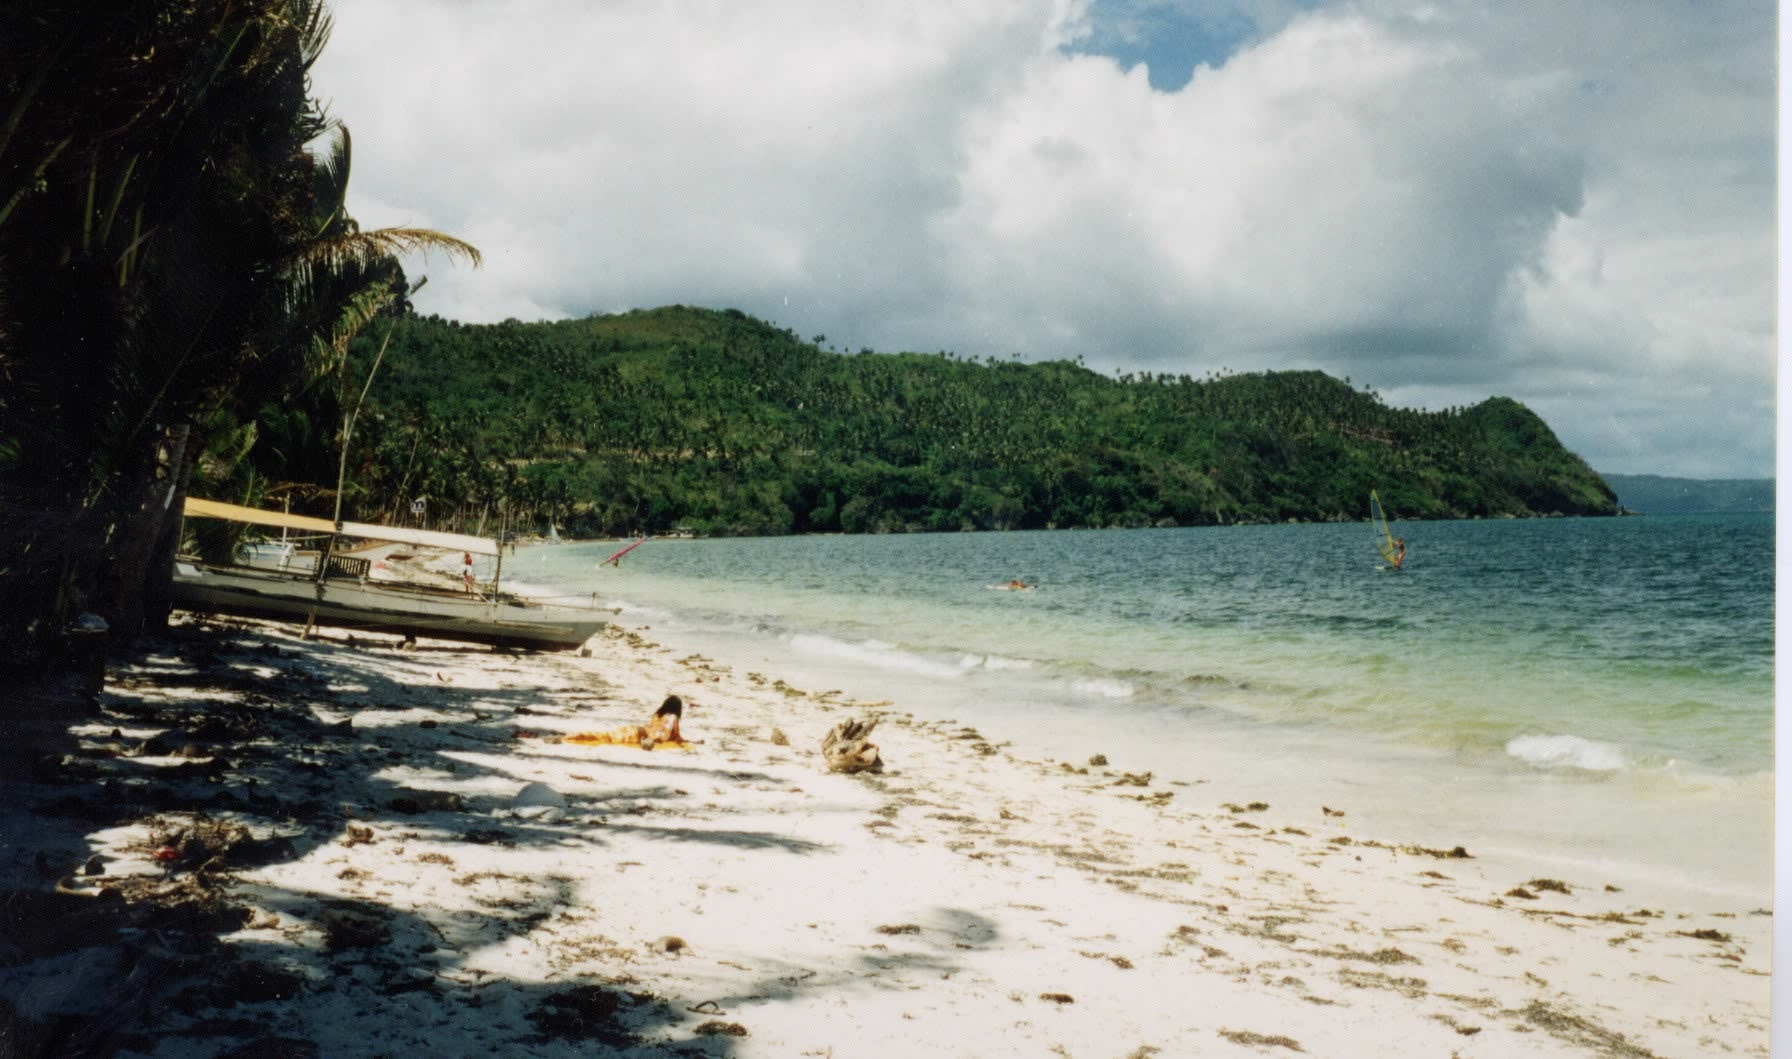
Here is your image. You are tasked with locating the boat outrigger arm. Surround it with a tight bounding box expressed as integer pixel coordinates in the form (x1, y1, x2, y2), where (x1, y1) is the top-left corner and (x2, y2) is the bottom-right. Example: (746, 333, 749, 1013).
(183, 496, 506, 589)
(182, 497, 499, 556)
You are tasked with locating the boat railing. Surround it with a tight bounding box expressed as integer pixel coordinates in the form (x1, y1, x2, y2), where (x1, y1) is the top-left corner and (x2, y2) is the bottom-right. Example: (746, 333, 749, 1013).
(327, 555, 372, 580)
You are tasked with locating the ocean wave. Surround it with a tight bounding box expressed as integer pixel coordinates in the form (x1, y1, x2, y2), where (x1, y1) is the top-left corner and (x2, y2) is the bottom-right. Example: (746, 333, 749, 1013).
(959, 654, 1035, 672)
(1069, 677, 1136, 700)
(1505, 734, 1626, 772)
(788, 633, 965, 680)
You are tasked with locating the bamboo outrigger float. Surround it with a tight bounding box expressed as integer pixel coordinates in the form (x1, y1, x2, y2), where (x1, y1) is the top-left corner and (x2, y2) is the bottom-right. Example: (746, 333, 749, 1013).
(169, 498, 612, 651)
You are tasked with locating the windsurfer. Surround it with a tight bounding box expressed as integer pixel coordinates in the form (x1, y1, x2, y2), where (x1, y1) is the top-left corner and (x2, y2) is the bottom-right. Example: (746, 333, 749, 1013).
(1393, 538, 1406, 569)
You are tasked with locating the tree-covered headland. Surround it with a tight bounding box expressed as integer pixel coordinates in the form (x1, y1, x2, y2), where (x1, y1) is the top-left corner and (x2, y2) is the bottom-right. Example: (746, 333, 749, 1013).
(266, 306, 1616, 537)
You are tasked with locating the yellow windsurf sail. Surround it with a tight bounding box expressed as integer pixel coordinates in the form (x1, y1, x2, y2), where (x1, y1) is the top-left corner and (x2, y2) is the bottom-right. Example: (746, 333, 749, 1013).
(1369, 489, 1400, 566)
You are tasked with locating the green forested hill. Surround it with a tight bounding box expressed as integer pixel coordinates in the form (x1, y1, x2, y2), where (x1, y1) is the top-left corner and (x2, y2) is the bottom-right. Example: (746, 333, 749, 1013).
(246, 305, 1617, 536)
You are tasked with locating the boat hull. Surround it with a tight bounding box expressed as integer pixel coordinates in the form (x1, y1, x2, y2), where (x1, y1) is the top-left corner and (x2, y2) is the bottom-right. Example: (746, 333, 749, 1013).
(170, 564, 610, 650)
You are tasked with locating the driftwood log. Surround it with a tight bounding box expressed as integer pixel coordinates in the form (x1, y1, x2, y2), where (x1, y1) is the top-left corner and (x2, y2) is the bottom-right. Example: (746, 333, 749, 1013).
(821, 717, 884, 774)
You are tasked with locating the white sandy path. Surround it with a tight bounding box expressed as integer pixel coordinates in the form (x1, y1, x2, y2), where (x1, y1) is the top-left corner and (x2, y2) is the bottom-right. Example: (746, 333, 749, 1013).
(63, 617, 1773, 1058)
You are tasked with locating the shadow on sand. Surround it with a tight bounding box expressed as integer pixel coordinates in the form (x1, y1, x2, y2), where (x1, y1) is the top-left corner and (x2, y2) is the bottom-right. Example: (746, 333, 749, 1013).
(0, 617, 858, 1057)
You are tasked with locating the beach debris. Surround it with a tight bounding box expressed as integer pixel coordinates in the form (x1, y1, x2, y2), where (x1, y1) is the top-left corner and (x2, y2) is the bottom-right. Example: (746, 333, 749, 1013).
(529, 985, 637, 1045)
(1526, 878, 1572, 894)
(1038, 992, 1075, 1004)
(1220, 1028, 1304, 1052)
(875, 924, 922, 935)
(1400, 844, 1471, 859)
(1114, 772, 1152, 787)
(388, 789, 463, 814)
(510, 782, 568, 821)
(318, 907, 389, 951)
(1676, 928, 1732, 943)
(144, 816, 291, 872)
(1088, 754, 1108, 766)
(649, 935, 688, 955)
(821, 717, 884, 774)
(1518, 1001, 1649, 1057)
(1321, 806, 1345, 817)
(1506, 887, 1539, 900)
(342, 824, 375, 846)
(769, 726, 790, 746)
(694, 1020, 749, 1037)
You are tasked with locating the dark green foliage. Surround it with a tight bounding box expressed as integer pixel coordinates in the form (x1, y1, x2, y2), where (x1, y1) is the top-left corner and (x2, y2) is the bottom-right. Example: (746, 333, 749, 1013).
(0, 0, 340, 668)
(293, 306, 1616, 536)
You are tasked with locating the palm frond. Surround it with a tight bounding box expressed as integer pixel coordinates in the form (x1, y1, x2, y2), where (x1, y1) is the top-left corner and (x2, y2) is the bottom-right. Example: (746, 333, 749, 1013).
(307, 121, 352, 238)
(282, 227, 480, 308)
(306, 280, 398, 382)
(292, 0, 335, 70)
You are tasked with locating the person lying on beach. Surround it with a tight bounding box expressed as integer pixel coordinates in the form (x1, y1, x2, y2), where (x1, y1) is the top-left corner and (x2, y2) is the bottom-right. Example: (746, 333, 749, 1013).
(565, 695, 687, 750)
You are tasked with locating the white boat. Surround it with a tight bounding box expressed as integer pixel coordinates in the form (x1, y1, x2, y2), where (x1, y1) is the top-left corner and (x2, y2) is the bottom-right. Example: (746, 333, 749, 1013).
(170, 498, 612, 651)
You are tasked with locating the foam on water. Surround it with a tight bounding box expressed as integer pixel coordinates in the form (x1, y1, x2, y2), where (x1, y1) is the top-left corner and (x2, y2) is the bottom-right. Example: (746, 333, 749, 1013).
(959, 654, 1035, 672)
(1068, 677, 1136, 699)
(788, 633, 966, 680)
(1505, 733, 1628, 772)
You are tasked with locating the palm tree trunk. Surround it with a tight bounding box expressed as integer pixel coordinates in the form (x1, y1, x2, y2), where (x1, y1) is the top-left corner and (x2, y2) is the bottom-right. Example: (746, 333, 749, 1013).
(99, 423, 191, 644)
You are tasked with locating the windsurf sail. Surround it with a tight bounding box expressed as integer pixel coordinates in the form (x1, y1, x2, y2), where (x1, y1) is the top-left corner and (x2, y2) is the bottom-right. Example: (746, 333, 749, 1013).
(1369, 490, 1400, 567)
(601, 537, 649, 567)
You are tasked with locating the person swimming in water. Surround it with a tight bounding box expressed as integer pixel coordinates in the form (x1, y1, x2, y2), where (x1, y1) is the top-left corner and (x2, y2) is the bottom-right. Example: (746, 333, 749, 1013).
(565, 695, 685, 749)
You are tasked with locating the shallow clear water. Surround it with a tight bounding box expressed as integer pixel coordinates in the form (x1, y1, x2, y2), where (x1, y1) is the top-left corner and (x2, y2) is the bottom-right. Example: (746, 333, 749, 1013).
(513, 514, 1773, 901)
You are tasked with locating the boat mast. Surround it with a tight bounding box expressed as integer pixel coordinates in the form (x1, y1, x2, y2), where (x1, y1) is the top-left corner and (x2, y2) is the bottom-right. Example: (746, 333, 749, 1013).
(493, 507, 506, 596)
(324, 278, 421, 584)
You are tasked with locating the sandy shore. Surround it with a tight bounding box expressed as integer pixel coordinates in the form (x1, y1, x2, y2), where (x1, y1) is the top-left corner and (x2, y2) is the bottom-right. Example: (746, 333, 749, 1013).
(0, 614, 1770, 1057)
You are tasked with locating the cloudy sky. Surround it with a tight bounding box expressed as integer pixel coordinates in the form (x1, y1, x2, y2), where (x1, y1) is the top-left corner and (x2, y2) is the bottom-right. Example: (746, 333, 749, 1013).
(311, 0, 1775, 478)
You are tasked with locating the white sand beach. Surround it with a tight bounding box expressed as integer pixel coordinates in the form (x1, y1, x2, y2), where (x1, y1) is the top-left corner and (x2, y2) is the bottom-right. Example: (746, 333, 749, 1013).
(0, 614, 1770, 1057)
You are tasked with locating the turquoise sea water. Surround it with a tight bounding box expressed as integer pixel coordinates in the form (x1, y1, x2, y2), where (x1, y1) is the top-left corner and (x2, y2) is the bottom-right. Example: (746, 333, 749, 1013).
(513, 514, 1773, 900)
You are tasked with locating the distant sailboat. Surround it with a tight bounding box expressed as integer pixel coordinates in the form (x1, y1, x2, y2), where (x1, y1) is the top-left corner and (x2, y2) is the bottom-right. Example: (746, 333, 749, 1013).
(548, 523, 562, 544)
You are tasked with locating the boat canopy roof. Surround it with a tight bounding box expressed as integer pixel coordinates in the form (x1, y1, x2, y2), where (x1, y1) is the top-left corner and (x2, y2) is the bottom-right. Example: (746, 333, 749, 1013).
(183, 497, 501, 557)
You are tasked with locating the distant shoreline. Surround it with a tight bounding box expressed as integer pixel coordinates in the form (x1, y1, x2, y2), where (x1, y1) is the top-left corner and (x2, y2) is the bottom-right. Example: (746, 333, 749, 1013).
(1599, 472, 1774, 514)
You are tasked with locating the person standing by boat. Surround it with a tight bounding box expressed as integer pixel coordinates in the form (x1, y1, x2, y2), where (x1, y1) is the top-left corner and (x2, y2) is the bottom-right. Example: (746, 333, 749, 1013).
(462, 552, 476, 594)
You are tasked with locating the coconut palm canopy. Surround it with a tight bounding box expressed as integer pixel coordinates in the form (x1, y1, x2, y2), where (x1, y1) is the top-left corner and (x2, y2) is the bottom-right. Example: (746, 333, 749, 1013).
(0, 0, 477, 672)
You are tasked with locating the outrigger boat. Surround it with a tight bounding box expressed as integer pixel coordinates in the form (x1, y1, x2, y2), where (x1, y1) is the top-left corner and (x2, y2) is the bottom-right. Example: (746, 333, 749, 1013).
(169, 498, 612, 650)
